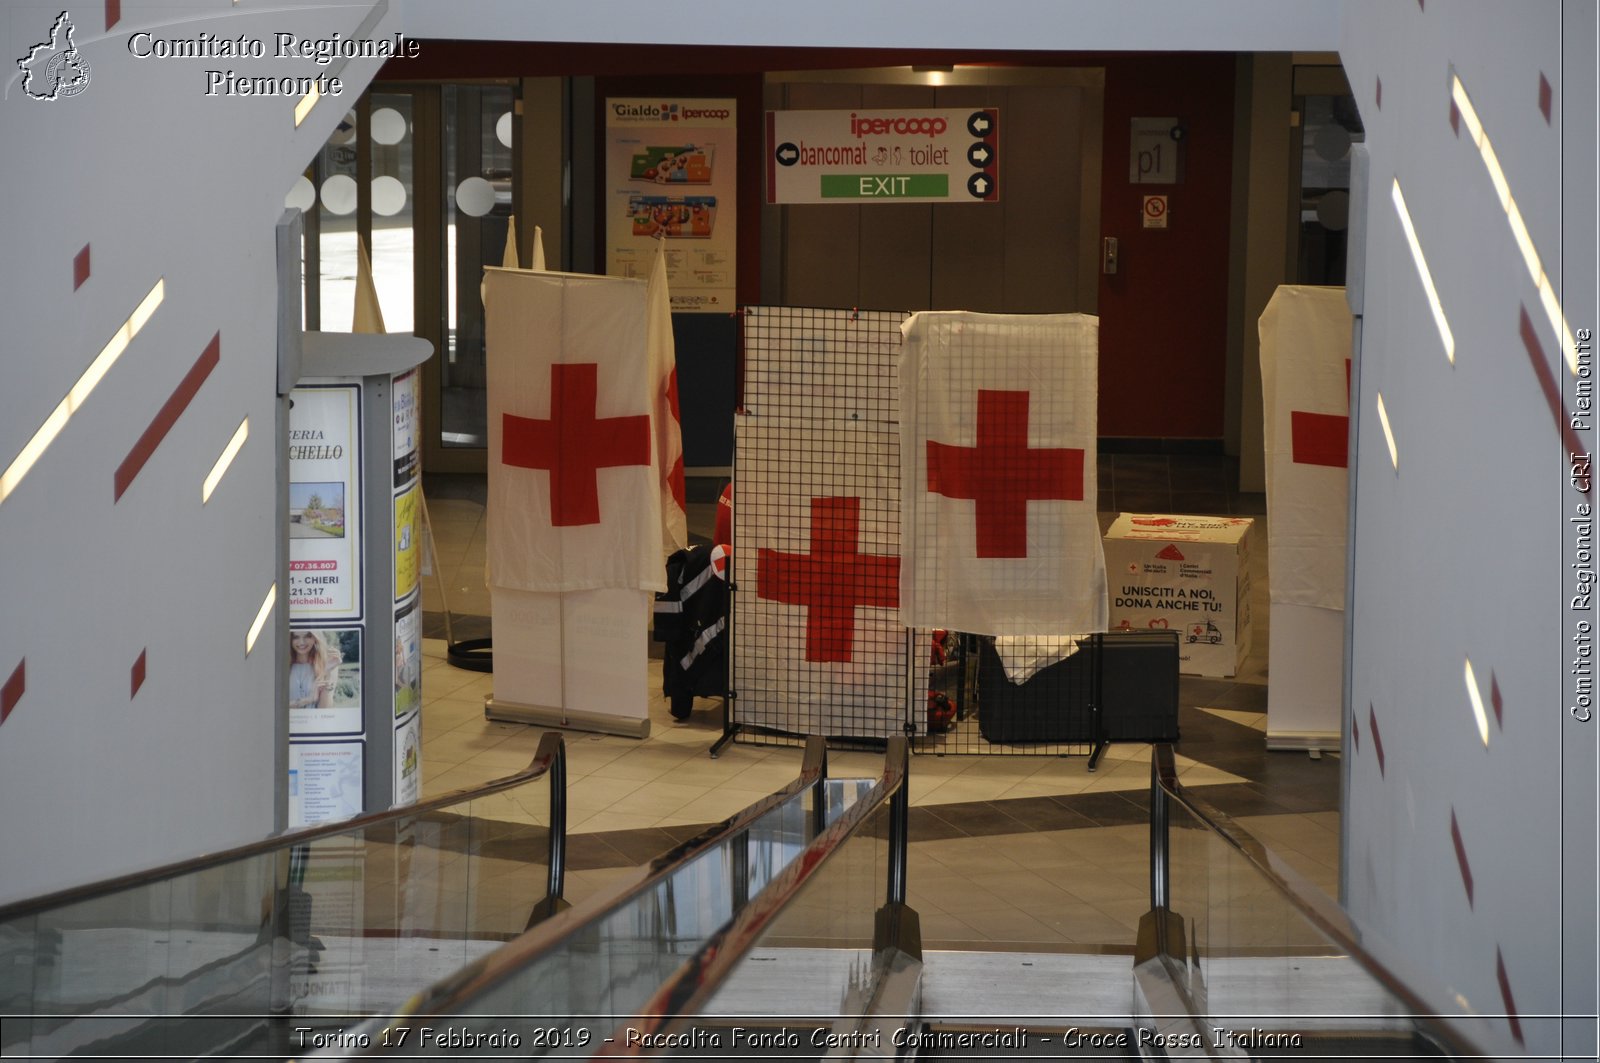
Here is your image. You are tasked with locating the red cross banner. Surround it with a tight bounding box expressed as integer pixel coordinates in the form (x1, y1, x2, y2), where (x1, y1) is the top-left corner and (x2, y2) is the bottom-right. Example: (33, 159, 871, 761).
(898, 311, 1107, 635)
(485, 268, 665, 593)
(734, 416, 907, 738)
(647, 241, 688, 553)
(1260, 286, 1352, 610)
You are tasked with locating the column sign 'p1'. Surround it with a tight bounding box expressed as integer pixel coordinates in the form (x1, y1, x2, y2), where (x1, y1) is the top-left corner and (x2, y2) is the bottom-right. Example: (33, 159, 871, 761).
(767, 108, 998, 204)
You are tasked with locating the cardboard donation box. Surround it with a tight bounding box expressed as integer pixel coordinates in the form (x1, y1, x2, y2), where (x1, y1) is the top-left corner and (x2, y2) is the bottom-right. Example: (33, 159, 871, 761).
(1103, 514, 1254, 677)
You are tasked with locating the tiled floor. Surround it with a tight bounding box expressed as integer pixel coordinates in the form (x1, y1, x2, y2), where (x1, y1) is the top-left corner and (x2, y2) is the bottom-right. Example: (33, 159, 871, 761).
(413, 454, 1341, 951)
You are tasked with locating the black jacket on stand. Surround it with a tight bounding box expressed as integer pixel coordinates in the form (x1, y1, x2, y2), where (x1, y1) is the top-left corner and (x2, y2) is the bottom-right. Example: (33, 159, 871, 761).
(653, 545, 729, 718)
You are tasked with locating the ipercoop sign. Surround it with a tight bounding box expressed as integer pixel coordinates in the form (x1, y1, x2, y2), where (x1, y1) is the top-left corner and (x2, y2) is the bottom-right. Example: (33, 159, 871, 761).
(766, 107, 999, 205)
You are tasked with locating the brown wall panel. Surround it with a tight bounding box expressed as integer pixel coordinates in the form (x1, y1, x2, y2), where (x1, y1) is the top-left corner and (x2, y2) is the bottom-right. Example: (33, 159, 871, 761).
(857, 84, 936, 312)
(997, 84, 1087, 314)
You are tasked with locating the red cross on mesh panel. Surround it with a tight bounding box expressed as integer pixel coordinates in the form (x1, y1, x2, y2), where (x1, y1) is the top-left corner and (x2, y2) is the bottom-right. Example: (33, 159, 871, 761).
(502, 363, 650, 527)
(927, 389, 1084, 558)
(757, 497, 900, 663)
(1291, 360, 1352, 468)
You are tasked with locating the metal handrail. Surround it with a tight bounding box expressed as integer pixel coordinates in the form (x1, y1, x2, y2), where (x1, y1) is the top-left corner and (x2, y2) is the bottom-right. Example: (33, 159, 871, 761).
(0, 732, 568, 923)
(367, 735, 832, 1024)
(1149, 743, 1518, 1060)
(608, 736, 911, 1053)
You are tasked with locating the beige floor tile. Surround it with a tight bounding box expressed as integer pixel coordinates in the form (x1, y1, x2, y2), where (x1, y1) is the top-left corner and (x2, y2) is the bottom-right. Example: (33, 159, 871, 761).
(670, 790, 771, 825)
(567, 775, 647, 813)
(411, 494, 1339, 968)
(426, 664, 492, 699)
(906, 751, 982, 778)
(912, 776, 1019, 805)
(587, 748, 701, 784)
(575, 810, 672, 835)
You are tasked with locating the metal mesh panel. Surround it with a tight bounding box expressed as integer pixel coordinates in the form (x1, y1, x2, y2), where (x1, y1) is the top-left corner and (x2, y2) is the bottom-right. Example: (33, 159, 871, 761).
(731, 308, 911, 744)
(902, 313, 1103, 757)
(730, 306, 1102, 759)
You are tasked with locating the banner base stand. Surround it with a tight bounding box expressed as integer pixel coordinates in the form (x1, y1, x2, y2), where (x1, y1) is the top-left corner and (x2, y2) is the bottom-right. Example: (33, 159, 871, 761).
(1265, 729, 1340, 752)
(485, 695, 651, 740)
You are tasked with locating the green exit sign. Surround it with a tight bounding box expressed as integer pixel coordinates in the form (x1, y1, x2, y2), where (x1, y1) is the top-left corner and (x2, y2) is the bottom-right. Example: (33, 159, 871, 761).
(820, 174, 950, 199)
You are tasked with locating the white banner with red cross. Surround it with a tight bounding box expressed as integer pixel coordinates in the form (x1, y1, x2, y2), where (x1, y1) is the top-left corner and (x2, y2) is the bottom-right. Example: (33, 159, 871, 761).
(733, 416, 907, 738)
(1260, 285, 1352, 611)
(646, 242, 689, 553)
(485, 268, 665, 594)
(898, 311, 1107, 635)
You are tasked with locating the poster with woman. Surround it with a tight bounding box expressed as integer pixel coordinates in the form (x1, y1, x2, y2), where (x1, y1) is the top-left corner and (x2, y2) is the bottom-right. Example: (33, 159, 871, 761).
(288, 627, 363, 735)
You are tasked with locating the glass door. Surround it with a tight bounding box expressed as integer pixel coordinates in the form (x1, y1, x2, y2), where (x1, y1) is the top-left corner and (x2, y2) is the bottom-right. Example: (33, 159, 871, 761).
(437, 84, 520, 458)
(296, 81, 522, 475)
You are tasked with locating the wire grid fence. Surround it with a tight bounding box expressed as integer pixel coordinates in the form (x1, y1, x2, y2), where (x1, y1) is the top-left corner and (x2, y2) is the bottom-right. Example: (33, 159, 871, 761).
(923, 634, 1099, 755)
(901, 313, 1104, 757)
(732, 307, 911, 747)
(730, 306, 1102, 758)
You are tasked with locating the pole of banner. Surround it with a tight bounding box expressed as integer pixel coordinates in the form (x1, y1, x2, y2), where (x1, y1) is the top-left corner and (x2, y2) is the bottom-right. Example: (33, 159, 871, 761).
(424, 481, 492, 672)
(555, 281, 569, 727)
(419, 489, 451, 644)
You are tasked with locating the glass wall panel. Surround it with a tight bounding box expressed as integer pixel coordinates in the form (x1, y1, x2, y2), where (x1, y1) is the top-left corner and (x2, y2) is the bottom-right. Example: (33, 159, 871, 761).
(315, 108, 361, 333)
(370, 93, 416, 334)
(441, 84, 517, 449)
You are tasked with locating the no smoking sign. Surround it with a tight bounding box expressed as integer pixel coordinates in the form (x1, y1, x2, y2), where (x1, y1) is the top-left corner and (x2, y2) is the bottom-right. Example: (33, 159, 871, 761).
(1142, 194, 1169, 229)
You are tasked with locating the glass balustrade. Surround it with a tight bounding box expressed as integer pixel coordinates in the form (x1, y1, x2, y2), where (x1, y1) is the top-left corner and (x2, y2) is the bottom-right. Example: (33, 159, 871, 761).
(1148, 745, 1516, 1060)
(0, 734, 563, 1060)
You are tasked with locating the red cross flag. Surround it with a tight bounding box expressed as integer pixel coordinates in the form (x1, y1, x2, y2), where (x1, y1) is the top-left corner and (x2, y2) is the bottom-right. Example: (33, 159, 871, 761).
(647, 240, 688, 553)
(898, 312, 1107, 635)
(1260, 285, 1352, 610)
(485, 268, 664, 593)
(733, 416, 907, 738)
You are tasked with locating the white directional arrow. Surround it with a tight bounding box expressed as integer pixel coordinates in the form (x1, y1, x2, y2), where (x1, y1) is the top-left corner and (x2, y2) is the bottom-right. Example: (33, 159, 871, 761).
(971, 175, 990, 195)
(972, 115, 991, 133)
(969, 144, 992, 166)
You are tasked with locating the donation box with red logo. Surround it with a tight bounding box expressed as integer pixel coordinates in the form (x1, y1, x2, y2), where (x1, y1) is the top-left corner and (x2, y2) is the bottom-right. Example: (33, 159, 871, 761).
(1104, 514, 1254, 677)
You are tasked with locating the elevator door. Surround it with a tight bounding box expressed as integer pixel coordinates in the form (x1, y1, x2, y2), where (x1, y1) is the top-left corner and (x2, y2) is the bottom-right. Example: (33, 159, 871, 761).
(775, 68, 1105, 317)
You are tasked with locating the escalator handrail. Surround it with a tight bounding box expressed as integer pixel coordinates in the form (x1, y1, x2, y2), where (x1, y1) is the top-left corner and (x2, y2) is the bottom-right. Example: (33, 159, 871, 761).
(0, 732, 568, 923)
(612, 735, 909, 1051)
(1151, 743, 1516, 1059)
(369, 735, 832, 1022)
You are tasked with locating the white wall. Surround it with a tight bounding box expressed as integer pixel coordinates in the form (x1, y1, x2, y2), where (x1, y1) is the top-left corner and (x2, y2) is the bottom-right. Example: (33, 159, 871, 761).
(0, 0, 392, 903)
(0, 0, 1341, 907)
(397, 0, 1341, 51)
(1339, 0, 1597, 1056)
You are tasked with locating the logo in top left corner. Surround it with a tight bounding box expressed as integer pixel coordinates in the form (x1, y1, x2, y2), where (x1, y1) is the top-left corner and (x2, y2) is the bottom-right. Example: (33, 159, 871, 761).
(17, 11, 92, 101)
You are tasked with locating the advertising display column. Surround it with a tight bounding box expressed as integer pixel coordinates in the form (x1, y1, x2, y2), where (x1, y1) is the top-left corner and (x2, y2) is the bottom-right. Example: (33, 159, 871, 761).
(288, 336, 430, 826)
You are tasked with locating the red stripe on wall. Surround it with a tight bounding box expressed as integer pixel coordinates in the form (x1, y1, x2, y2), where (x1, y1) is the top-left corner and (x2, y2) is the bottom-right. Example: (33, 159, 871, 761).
(0, 660, 23, 726)
(114, 333, 221, 502)
(1449, 809, 1474, 907)
(105, 0, 120, 31)
(131, 649, 147, 699)
(1496, 948, 1524, 1044)
(1368, 703, 1385, 776)
(1518, 307, 1590, 486)
(74, 245, 91, 291)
